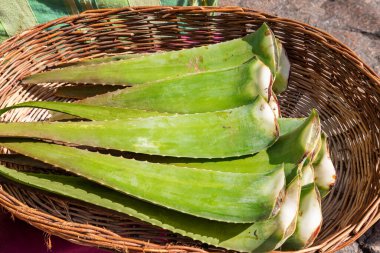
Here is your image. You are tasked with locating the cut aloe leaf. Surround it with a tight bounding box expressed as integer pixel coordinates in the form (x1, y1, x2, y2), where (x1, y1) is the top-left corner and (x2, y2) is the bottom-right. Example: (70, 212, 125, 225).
(0, 111, 319, 179)
(0, 97, 278, 158)
(121, 110, 320, 186)
(313, 133, 336, 197)
(301, 163, 315, 186)
(49, 57, 273, 120)
(2, 104, 301, 132)
(281, 163, 322, 250)
(266, 110, 320, 182)
(0, 109, 319, 184)
(0, 113, 318, 181)
(272, 38, 290, 94)
(64, 58, 272, 114)
(54, 42, 288, 100)
(254, 174, 301, 252)
(22, 23, 278, 85)
(54, 58, 272, 105)
(0, 138, 285, 224)
(0, 104, 320, 178)
(0, 164, 299, 253)
(281, 182, 322, 250)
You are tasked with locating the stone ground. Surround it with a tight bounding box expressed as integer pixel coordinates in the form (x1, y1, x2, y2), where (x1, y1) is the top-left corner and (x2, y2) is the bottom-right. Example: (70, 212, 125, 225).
(219, 0, 379, 252)
(220, 0, 380, 74)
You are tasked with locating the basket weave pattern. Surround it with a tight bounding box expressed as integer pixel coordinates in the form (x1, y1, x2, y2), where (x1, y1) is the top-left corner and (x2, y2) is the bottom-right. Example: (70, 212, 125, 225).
(0, 6, 379, 253)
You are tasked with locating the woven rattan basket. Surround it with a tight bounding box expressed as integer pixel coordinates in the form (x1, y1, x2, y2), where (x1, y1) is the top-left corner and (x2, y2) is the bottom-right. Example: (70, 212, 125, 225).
(0, 6, 379, 253)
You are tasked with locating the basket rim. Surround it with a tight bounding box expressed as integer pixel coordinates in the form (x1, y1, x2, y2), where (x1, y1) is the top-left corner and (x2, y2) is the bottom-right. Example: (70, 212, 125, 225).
(0, 5, 379, 253)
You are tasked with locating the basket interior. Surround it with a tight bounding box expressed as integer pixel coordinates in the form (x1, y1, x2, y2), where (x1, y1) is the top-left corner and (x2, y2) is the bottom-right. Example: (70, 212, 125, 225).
(0, 7, 379, 253)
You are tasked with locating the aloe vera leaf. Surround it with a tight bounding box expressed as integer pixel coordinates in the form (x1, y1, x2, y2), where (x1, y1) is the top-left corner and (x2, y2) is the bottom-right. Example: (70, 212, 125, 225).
(252, 174, 302, 252)
(0, 113, 317, 178)
(0, 97, 278, 158)
(54, 43, 286, 100)
(313, 133, 336, 197)
(0, 138, 285, 223)
(0, 101, 298, 131)
(22, 23, 278, 85)
(121, 111, 320, 187)
(55, 85, 123, 99)
(174, 110, 319, 181)
(0, 163, 299, 253)
(0, 101, 163, 121)
(0, 115, 314, 175)
(0, 106, 318, 182)
(301, 163, 315, 186)
(2, 96, 280, 124)
(0, 108, 317, 181)
(272, 38, 290, 94)
(64, 58, 272, 114)
(281, 182, 322, 250)
(279, 118, 335, 190)
(50, 59, 272, 119)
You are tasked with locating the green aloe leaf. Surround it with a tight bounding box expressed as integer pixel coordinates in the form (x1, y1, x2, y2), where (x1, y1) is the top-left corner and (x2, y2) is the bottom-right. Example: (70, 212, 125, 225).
(0, 138, 285, 223)
(0, 109, 319, 227)
(0, 164, 300, 253)
(142, 110, 320, 185)
(313, 133, 336, 197)
(0, 114, 319, 177)
(272, 38, 290, 94)
(53, 42, 288, 100)
(0, 97, 278, 158)
(60, 58, 272, 114)
(0, 107, 320, 182)
(22, 23, 278, 85)
(281, 183, 322, 250)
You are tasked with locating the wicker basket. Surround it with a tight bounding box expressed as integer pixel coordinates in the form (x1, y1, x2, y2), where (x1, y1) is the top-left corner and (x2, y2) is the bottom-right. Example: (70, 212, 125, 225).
(0, 6, 379, 253)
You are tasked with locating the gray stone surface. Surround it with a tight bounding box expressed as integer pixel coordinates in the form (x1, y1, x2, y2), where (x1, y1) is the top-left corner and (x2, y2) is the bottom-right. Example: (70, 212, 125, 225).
(220, 0, 380, 74)
(358, 221, 380, 253)
(337, 242, 363, 253)
(219, 0, 379, 252)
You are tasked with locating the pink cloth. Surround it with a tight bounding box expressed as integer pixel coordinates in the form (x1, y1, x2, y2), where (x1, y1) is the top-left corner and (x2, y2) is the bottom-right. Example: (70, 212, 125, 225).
(0, 209, 107, 253)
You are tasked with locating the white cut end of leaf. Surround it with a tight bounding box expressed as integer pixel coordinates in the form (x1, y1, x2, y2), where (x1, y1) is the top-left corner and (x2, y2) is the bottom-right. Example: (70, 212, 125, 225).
(311, 138, 322, 163)
(301, 164, 314, 186)
(261, 168, 286, 216)
(279, 178, 300, 232)
(252, 98, 277, 134)
(269, 95, 280, 118)
(315, 154, 336, 191)
(297, 187, 322, 244)
(251, 61, 272, 100)
(278, 48, 290, 81)
(304, 115, 321, 154)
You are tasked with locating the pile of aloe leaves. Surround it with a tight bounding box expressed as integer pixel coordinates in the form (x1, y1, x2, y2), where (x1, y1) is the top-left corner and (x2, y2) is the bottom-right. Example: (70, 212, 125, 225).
(0, 23, 337, 252)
